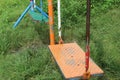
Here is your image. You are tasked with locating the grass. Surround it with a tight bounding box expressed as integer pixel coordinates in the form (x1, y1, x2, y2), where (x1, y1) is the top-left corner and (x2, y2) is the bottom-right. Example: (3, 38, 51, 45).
(0, 47, 62, 80)
(90, 7, 120, 80)
(0, 0, 120, 80)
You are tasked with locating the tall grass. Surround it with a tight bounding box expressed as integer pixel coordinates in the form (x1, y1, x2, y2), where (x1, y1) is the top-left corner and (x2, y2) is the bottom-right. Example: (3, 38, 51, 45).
(0, 47, 62, 80)
(0, 0, 120, 80)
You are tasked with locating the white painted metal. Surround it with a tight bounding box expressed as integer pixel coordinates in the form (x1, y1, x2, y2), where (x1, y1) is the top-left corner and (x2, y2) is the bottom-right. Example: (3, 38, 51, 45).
(34, 0, 36, 8)
(58, 0, 61, 37)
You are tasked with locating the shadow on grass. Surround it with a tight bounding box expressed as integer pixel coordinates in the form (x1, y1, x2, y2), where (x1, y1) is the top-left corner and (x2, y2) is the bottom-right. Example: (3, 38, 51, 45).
(34, 22, 49, 44)
(93, 39, 108, 80)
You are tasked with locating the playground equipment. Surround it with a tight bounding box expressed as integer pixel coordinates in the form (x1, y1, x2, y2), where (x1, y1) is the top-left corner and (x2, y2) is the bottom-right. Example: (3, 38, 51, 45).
(48, 0, 104, 80)
(13, 0, 48, 28)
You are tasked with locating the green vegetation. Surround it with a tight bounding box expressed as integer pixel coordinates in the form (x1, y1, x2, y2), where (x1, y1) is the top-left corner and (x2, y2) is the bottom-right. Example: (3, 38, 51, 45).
(0, 0, 120, 80)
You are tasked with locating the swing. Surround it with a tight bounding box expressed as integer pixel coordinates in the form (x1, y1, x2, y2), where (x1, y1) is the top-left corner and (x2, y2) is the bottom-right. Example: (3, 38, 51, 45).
(29, 10, 48, 22)
(28, 0, 48, 22)
(48, 0, 104, 80)
(13, 0, 48, 28)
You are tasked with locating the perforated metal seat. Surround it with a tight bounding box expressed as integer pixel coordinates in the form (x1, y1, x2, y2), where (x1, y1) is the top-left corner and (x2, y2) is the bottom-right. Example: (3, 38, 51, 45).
(29, 10, 48, 22)
(49, 43, 104, 79)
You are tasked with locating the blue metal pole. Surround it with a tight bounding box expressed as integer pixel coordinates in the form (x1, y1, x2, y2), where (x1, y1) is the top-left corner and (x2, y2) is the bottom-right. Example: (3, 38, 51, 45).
(40, 0, 43, 9)
(36, 6, 48, 18)
(30, 0, 34, 11)
(13, 4, 31, 28)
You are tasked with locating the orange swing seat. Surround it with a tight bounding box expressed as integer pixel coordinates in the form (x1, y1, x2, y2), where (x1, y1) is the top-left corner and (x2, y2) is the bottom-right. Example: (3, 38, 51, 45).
(49, 43, 104, 79)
